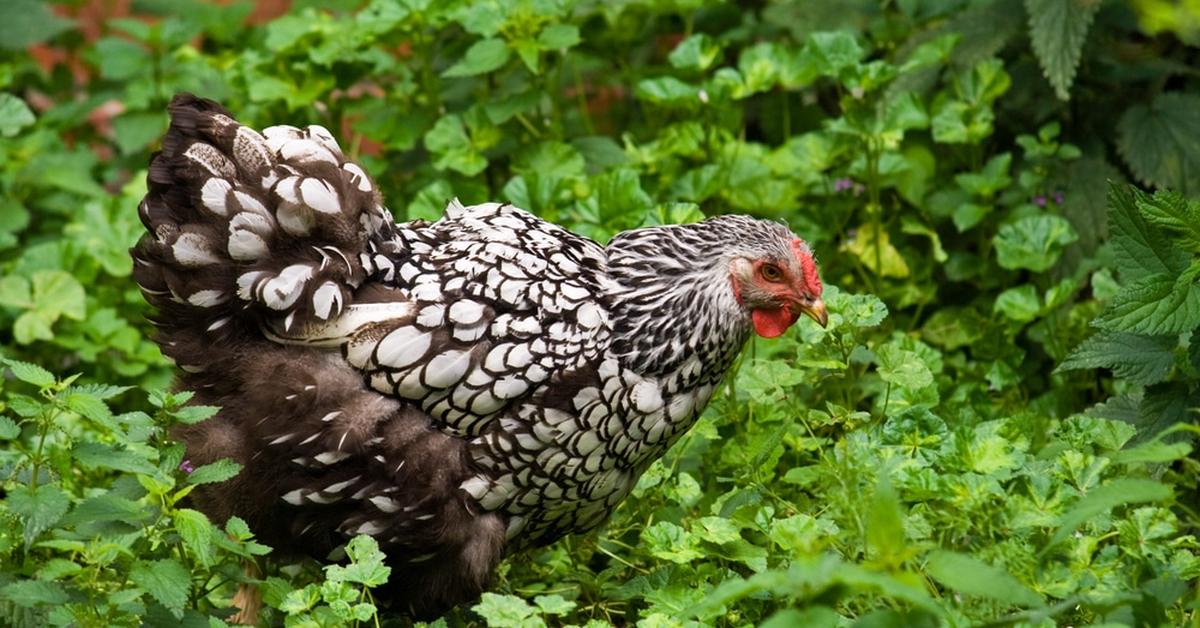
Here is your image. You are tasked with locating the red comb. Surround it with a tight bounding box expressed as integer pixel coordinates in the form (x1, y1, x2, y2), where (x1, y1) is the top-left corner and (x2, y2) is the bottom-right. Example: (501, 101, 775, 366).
(790, 239, 822, 295)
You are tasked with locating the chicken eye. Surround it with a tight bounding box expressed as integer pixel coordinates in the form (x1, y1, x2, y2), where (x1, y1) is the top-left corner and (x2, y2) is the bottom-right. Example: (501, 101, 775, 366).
(760, 264, 783, 282)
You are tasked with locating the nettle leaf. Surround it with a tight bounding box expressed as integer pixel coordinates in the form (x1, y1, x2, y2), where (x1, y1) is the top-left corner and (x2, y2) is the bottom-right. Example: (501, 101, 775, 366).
(926, 551, 1043, 607)
(1108, 184, 1189, 281)
(0, 579, 70, 608)
(1025, 0, 1098, 100)
(1118, 93, 1200, 196)
(993, 214, 1077, 272)
(8, 484, 70, 548)
(130, 558, 191, 619)
(173, 508, 218, 567)
(0, 416, 20, 439)
(186, 458, 242, 485)
(1058, 331, 1177, 385)
(4, 359, 56, 388)
(1137, 189, 1200, 251)
(172, 404, 221, 425)
(1093, 273, 1200, 336)
(443, 38, 510, 78)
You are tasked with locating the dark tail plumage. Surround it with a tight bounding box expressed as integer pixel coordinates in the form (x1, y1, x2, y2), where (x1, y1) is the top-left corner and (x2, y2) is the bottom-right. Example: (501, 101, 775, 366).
(132, 94, 392, 369)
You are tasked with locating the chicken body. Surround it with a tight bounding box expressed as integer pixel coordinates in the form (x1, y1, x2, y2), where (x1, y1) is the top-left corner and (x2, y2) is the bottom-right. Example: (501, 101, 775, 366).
(132, 94, 825, 617)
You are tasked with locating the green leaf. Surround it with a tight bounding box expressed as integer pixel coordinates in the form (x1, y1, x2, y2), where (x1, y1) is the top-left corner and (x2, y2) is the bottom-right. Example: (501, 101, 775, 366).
(1093, 273, 1200, 336)
(993, 214, 1077, 272)
(691, 516, 743, 545)
(424, 115, 487, 176)
(326, 535, 391, 587)
(4, 359, 55, 388)
(954, 152, 1011, 198)
(641, 521, 704, 563)
(74, 442, 157, 475)
(995, 284, 1041, 322)
(866, 478, 907, 567)
(1109, 440, 1192, 465)
(173, 508, 218, 567)
(62, 493, 145, 525)
(472, 592, 544, 628)
(172, 405, 221, 425)
(0, 579, 69, 607)
(875, 344, 933, 390)
(1050, 479, 1172, 548)
(1108, 184, 1189, 281)
(1118, 93, 1200, 196)
(1136, 188, 1200, 251)
(92, 37, 150, 81)
(533, 594, 576, 616)
(0, 416, 19, 439)
(130, 559, 191, 619)
(8, 484, 70, 549)
(926, 551, 1044, 607)
(0, 0, 72, 50)
(32, 270, 86, 322)
(635, 77, 700, 106)
(1058, 331, 1177, 385)
(669, 34, 722, 71)
(112, 111, 166, 155)
(186, 458, 242, 485)
(1025, 0, 1098, 100)
(845, 224, 910, 278)
(0, 93, 35, 138)
(805, 31, 864, 76)
(443, 38, 510, 78)
(538, 24, 580, 50)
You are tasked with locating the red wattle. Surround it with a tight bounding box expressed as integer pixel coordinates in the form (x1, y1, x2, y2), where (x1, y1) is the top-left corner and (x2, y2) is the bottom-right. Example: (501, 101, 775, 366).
(751, 306, 799, 338)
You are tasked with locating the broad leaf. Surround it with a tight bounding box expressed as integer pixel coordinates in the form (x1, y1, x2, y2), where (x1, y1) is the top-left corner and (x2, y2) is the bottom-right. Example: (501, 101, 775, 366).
(443, 38, 510, 77)
(993, 214, 1077, 272)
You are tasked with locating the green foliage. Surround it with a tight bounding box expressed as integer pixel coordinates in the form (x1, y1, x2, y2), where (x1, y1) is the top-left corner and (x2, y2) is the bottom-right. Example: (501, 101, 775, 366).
(0, 361, 268, 625)
(1060, 185, 1200, 447)
(2, 0, 1199, 626)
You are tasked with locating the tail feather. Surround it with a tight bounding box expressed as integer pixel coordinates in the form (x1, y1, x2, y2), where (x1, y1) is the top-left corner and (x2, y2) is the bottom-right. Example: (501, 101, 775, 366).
(133, 93, 393, 367)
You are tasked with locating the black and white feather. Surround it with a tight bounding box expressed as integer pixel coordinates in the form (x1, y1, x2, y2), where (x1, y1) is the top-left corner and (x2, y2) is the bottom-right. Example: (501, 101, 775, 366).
(132, 94, 821, 618)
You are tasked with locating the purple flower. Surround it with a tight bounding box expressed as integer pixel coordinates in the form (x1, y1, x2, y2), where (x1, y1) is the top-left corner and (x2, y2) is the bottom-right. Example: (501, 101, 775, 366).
(179, 459, 195, 474)
(1053, 190, 1065, 204)
(1032, 195, 1047, 207)
(834, 177, 854, 193)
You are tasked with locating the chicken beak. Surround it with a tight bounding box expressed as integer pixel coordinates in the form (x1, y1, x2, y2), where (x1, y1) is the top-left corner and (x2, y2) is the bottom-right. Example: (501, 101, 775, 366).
(798, 298, 828, 328)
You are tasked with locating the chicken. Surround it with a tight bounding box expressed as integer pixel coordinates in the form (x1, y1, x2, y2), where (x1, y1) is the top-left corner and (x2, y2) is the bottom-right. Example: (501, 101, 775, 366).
(131, 94, 827, 617)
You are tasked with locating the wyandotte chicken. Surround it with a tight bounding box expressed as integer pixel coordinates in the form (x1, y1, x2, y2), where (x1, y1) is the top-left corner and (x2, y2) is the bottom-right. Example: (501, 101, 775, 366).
(132, 94, 827, 618)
